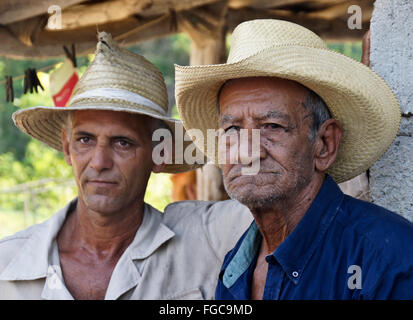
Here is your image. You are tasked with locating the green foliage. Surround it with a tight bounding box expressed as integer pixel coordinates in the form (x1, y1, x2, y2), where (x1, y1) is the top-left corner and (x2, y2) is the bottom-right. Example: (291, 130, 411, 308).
(130, 33, 190, 87)
(145, 173, 173, 212)
(327, 42, 362, 61)
(0, 103, 29, 161)
(0, 139, 76, 212)
(0, 208, 28, 239)
(23, 139, 73, 180)
(0, 57, 61, 160)
(0, 55, 92, 161)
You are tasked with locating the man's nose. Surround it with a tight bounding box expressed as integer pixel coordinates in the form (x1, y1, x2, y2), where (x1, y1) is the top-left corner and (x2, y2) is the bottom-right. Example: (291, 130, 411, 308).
(238, 128, 264, 165)
(89, 144, 114, 172)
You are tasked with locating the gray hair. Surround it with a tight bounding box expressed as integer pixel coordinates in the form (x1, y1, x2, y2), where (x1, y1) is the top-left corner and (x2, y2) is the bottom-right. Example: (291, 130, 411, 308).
(302, 89, 332, 141)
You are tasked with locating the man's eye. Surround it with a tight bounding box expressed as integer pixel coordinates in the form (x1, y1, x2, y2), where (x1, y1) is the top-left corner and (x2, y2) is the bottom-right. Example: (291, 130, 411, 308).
(115, 140, 132, 148)
(263, 123, 282, 130)
(224, 125, 240, 133)
(79, 137, 91, 144)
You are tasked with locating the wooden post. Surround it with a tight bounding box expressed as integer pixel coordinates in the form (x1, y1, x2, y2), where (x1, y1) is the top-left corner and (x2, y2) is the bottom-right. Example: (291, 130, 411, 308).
(191, 40, 230, 200)
(179, 2, 229, 201)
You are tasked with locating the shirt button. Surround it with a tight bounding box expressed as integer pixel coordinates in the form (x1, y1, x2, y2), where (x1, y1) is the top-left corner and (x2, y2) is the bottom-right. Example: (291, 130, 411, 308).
(292, 271, 299, 278)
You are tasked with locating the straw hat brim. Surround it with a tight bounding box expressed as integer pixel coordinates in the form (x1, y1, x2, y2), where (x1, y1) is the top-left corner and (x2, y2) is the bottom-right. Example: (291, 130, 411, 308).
(12, 105, 202, 174)
(175, 44, 401, 183)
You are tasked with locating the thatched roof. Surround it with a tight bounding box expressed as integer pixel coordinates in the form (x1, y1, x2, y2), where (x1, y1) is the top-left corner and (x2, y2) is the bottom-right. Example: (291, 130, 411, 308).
(0, 0, 373, 59)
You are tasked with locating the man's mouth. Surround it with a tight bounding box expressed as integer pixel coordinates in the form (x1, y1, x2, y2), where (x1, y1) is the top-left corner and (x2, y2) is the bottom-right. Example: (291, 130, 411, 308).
(88, 180, 118, 186)
(229, 171, 279, 183)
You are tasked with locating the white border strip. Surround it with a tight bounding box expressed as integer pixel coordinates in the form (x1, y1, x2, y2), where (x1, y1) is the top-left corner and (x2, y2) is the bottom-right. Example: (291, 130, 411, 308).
(70, 88, 166, 115)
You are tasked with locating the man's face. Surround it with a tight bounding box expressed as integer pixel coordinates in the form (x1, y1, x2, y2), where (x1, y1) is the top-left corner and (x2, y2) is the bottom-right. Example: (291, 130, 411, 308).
(218, 77, 317, 209)
(63, 110, 154, 215)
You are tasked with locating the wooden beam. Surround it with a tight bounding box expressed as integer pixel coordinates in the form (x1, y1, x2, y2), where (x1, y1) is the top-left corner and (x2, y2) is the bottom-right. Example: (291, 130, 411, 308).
(131, 0, 221, 17)
(227, 7, 371, 41)
(0, 0, 88, 25)
(57, 0, 153, 30)
(0, 15, 176, 59)
(6, 15, 48, 47)
(305, 0, 374, 21)
(0, 1, 374, 58)
(0, 25, 93, 59)
(58, 0, 220, 30)
(228, 0, 344, 10)
(179, 1, 228, 48)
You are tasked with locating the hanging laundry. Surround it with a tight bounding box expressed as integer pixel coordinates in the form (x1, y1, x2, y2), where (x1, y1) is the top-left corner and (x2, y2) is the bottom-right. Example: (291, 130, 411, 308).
(49, 59, 79, 107)
(5, 76, 14, 102)
(23, 68, 44, 94)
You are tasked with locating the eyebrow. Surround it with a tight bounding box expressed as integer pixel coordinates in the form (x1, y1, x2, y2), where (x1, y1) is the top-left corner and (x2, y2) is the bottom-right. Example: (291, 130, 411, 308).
(256, 110, 290, 121)
(219, 110, 290, 127)
(219, 115, 235, 126)
(73, 130, 136, 141)
(73, 131, 94, 137)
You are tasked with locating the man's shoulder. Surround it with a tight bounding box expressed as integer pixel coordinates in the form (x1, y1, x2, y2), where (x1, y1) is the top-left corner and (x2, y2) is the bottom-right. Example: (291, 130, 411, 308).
(163, 199, 251, 225)
(340, 195, 413, 236)
(338, 195, 413, 263)
(0, 224, 41, 273)
(162, 199, 253, 260)
(0, 223, 39, 247)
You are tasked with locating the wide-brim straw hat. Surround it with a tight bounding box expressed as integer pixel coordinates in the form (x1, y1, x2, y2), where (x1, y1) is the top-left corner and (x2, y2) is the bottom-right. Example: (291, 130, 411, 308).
(175, 19, 401, 183)
(13, 32, 200, 174)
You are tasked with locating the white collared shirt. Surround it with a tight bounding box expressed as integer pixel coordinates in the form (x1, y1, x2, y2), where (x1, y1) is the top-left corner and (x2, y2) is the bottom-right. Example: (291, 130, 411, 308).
(0, 199, 252, 300)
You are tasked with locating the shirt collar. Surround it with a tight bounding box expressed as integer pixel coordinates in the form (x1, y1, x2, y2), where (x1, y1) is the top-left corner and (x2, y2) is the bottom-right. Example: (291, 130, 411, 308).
(104, 203, 175, 300)
(222, 222, 261, 289)
(222, 175, 344, 288)
(0, 199, 75, 281)
(271, 175, 344, 284)
(128, 204, 175, 260)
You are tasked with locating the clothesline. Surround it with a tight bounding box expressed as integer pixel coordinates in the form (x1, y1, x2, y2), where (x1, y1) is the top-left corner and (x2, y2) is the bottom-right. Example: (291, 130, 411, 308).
(0, 62, 60, 86)
(0, 44, 77, 87)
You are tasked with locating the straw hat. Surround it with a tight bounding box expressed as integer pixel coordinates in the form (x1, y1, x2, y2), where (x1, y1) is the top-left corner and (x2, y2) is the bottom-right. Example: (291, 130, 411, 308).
(175, 19, 401, 183)
(13, 32, 200, 173)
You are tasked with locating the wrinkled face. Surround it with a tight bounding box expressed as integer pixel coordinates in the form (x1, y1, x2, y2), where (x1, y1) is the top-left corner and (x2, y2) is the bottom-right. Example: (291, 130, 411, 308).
(218, 77, 317, 209)
(63, 110, 154, 215)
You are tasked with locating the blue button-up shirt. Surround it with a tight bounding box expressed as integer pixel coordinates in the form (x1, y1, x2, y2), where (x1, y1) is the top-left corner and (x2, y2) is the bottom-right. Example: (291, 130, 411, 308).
(216, 175, 413, 300)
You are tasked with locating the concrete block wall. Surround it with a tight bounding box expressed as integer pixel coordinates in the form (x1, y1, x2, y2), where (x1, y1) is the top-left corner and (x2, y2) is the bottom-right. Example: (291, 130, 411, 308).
(369, 0, 413, 221)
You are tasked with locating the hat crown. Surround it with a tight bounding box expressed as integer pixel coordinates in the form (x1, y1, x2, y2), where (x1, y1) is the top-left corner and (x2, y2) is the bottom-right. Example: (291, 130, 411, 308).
(69, 32, 168, 115)
(227, 19, 328, 63)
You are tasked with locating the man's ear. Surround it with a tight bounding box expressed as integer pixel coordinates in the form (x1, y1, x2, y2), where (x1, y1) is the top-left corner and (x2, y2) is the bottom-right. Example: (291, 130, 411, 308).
(314, 119, 342, 173)
(362, 29, 371, 67)
(62, 130, 72, 166)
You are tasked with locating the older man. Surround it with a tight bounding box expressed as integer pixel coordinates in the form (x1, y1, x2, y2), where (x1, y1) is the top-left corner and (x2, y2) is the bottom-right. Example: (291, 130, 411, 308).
(175, 19, 413, 299)
(0, 32, 252, 300)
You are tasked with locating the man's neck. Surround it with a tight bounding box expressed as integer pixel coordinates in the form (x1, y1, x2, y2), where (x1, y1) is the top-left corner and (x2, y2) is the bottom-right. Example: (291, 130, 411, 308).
(250, 174, 325, 254)
(56, 197, 145, 300)
(58, 197, 144, 258)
